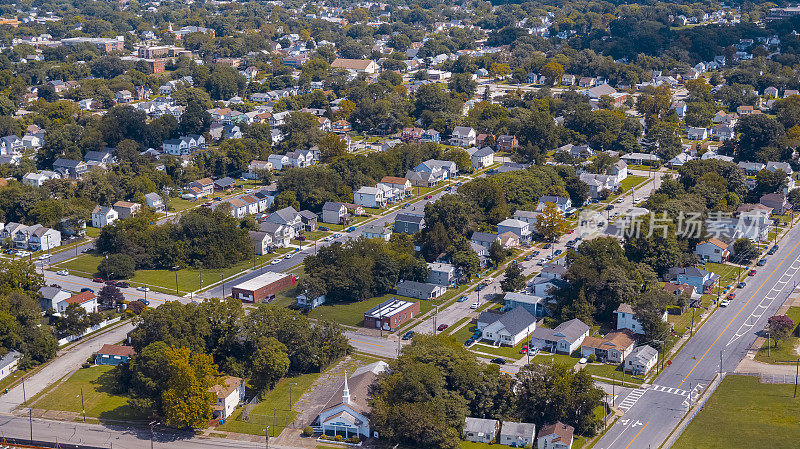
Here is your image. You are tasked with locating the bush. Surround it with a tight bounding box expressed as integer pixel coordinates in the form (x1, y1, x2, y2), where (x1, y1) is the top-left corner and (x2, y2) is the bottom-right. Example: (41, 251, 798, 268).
(335, 435, 344, 442)
(348, 436, 360, 444)
(97, 253, 135, 279)
(319, 435, 328, 440)
(302, 427, 313, 437)
(588, 353, 597, 363)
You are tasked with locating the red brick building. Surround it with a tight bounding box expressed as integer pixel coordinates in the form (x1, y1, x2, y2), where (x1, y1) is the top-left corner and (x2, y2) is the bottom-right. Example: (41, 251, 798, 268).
(363, 297, 420, 331)
(231, 271, 295, 302)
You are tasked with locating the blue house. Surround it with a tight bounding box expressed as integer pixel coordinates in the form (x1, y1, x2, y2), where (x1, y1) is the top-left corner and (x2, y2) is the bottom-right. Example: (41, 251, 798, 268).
(420, 129, 440, 143)
(95, 344, 135, 365)
(669, 267, 719, 294)
(503, 292, 546, 316)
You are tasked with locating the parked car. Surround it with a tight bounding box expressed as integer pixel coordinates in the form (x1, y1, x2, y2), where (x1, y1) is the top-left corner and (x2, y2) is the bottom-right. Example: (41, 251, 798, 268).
(333, 233, 342, 238)
(56, 270, 69, 276)
(105, 280, 117, 285)
(437, 324, 449, 331)
(470, 302, 479, 309)
(346, 226, 356, 232)
(117, 282, 130, 288)
(136, 286, 150, 292)
(543, 243, 552, 249)
(720, 299, 730, 307)
(401, 331, 415, 340)
(402, 203, 410, 209)
(490, 357, 506, 365)
(38, 254, 49, 260)
(464, 338, 475, 347)
(270, 259, 281, 265)
(80, 288, 94, 293)
(738, 282, 746, 288)
(92, 278, 104, 283)
(520, 345, 529, 354)
(424, 195, 432, 199)
(605, 204, 614, 210)
(554, 249, 562, 256)
(139, 299, 150, 306)
(296, 235, 307, 241)
(757, 258, 767, 266)
(457, 295, 468, 302)
(318, 226, 329, 231)
(213, 197, 222, 201)
(748, 269, 757, 276)
(727, 293, 736, 300)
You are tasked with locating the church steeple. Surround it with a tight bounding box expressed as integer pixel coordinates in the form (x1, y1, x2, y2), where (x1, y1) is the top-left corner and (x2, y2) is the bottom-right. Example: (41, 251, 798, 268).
(342, 371, 351, 404)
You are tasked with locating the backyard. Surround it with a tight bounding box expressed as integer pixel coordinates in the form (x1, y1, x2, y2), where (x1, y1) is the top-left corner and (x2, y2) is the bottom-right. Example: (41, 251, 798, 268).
(754, 306, 800, 364)
(672, 375, 800, 449)
(32, 365, 148, 422)
(54, 249, 292, 295)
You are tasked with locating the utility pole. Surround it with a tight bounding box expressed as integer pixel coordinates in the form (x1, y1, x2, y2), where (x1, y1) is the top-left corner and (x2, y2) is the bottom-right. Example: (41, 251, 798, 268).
(265, 426, 270, 449)
(719, 350, 723, 375)
(768, 332, 771, 358)
(81, 387, 86, 422)
(690, 306, 696, 337)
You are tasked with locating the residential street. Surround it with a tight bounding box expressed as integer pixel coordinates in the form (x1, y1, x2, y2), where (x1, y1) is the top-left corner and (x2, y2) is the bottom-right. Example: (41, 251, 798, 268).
(594, 219, 800, 449)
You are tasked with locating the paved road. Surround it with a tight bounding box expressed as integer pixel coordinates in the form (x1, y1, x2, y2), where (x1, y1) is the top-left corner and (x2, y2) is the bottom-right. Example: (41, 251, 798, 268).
(0, 322, 135, 414)
(41, 271, 185, 306)
(595, 220, 800, 449)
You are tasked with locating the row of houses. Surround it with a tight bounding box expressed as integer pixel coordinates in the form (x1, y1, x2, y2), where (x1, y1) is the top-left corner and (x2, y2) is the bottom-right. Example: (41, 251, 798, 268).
(0, 222, 61, 251)
(464, 418, 574, 449)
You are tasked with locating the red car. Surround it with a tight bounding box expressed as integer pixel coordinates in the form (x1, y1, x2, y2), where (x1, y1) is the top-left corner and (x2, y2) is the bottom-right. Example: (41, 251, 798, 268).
(105, 279, 117, 286)
(727, 293, 736, 300)
(437, 324, 449, 331)
(92, 277, 104, 283)
(520, 345, 529, 354)
(424, 195, 433, 199)
(749, 269, 757, 276)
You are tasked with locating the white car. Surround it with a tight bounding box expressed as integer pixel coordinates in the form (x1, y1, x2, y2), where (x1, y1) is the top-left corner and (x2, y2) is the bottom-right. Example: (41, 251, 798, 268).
(470, 302, 479, 309)
(244, 188, 253, 194)
(136, 286, 150, 292)
(270, 259, 281, 265)
(579, 357, 588, 364)
(38, 254, 50, 260)
(720, 299, 730, 307)
(17, 251, 30, 257)
(56, 270, 69, 276)
(284, 254, 294, 260)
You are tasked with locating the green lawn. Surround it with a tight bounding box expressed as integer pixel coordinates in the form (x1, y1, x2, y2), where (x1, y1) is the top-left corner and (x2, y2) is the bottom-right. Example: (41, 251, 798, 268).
(471, 333, 534, 360)
(85, 227, 102, 238)
(54, 250, 292, 295)
(33, 365, 148, 422)
(754, 306, 800, 364)
(218, 371, 320, 437)
(309, 294, 422, 327)
(452, 322, 478, 345)
(167, 197, 198, 212)
(582, 363, 644, 384)
(672, 375, 800, 449)
(619, 175, 648, 192)
(529, 351, 580, 368)
(702, 262, 741, 292)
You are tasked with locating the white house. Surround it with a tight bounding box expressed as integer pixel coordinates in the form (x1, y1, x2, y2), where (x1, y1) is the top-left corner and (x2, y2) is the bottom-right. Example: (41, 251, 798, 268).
(694, 238, 729, 263)
(268, 153, 290, 170)
(361, 224, 392, 241)
(500, 422, 536, 448)
(625, 345, 659, 375)
(209, 376, 245, 419)
(497, 218, 531, 241)
(316, 361, 388, 439)
(450, 126, 477, 147)
(477, 308, 537, 346)
(530, 319, 589, 354)
(538, 422, 574, 449)
(428, 262, 457, 286)
(614, 303, 668, 335)
(467, 146, 495, 169)
(91, 206, 118, 228)
(354, 186, 386, 208)
(537, 195, 572, 213)
(687, 127, 709, 140)
(579, 329, 636, 364)
(463, 417, 499, 444)
(57, 291, 98, 314)
(0, 351, 21, 382)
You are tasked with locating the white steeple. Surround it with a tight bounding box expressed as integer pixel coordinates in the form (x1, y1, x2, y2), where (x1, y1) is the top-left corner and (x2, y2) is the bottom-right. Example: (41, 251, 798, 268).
(342, 371, 351, 404)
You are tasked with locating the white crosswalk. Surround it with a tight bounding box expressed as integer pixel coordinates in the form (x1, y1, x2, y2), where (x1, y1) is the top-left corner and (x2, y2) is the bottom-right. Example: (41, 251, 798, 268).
(649, 384, 689, 396)
(617, 388, 646, 411)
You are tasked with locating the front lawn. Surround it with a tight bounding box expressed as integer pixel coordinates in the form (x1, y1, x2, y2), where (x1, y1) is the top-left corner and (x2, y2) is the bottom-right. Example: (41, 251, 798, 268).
(33, 365, 148, 422)
(308, 294, 422, 327)
(218, 371, 320, 437)
(54, 250, 292, 295)
(702, 262, 741, 292)
(167, 197, 197, 212)
(618, 175, 649, 192)
(471, 333, 534, 360)
(582, 362, 644, 384)
(754, 306, 800, 364)
(529, 351, 580, 368)
(672, 375, 800, 449)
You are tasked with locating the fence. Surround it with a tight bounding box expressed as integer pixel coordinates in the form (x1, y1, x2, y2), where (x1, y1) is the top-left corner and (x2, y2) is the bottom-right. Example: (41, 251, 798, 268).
(238, 409, 298, 436)
(57, 317, 121, 346)
(736, 372, 798, 384)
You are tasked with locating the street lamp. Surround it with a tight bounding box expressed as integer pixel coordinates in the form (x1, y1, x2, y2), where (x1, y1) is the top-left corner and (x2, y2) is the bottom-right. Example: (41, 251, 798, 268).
(172, 266, 180, 295)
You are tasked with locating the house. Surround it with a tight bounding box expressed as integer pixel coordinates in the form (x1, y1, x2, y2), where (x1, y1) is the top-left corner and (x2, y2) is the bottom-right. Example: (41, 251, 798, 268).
(394, 213, 425, 234)
(405, 169, 446, 187)
(0, 135, 23, 155)
(225, 198, 248, 218)
(450, 126, 477, 147)
(380, 177, 412, 197)
(249, 230, 273, 255)
(513, 210, 540, 225)
(673, 101, 687, 118)
(428, 262, 456, 286)
(669, 267, 719, 294)
(144, 193, 164, 212)
(767, 161, 793, 176)
(694, 238, 729, 263)
(713, 125, 735, 141)
(463, 417, 499, 444)
(401, 127, 425, 142)
(500, 231, 520, 248)
(354, 186, 386, 208)
(38, 286, 72, 312)
(265, 207, 303, 234)
(209, 376, 245, 419)
(538, 422, 574, 449)
(468, 146, 495, 169)
(95, 344, 136, 365)
(580, 329, 636, 364)
(114, 90, 133, 103)
(23, 171, 60, 187)
(562, 74, 577, 85)
(246, 160, 273, 179)
(85, 150, 115, 166)
(315, 361, 388, 439)
(664, 282, 696, 302)
(113, 201, 140, 220)
(738, 161, 765, 175)
(268, 154, 290, 170)
(53, 158, 89, 179)
(296, 291, 326, 310)
(58, 290, 98, 314)
(396, 280, 446, 300)
(625, 345, 659, 375)
(760, 192, 789, 215)
(414, 159, 458, 179)
(530, 318, 590, 354)
(231, 271, 296, 302)
(498, 218, 531, 241)
(322, 202, 349, 224)
(330, 58, 379, 74)
(614, 303, 668, 334)
(213, 177, 236, 191)
(188, 178, 214, 198)
(362, 225, 392, 241)
(503, 292, 545, 316)
(420, 129, 440, 143)
(162, 135, 206, 155)
(620, 153, 660, 165)
(28, 225, 60, 251)
(471, 231, 500, 249)
(259, 222, 293, 248)
(91, 206, 118, 228)
(0, 351, 22, 382)
(765, 86, 779, 97)
(497, 135, 519, 152)
(500, 422, 536, 448)
(477, 307, 537, 346)
(364, 298, 420, 331)
(556, 144, 594, 159)
(687, 127, 708, 140)
(540, 264, 567, 280)
(537, 196, 572, 214)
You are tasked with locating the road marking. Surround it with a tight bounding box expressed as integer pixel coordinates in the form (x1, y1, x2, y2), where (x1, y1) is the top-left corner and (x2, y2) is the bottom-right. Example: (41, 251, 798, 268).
(678, 237, 800, 388)
(617, 388, 647, 411)
(623, 421, 649, 449)
(350, 339, 385, 348)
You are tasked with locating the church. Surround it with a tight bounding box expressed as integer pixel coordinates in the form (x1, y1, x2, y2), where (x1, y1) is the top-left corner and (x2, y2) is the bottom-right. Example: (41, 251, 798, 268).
(315, 361, 389, 439)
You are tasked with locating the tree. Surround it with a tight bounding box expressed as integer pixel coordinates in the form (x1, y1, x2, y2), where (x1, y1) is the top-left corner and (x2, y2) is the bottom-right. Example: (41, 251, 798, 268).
(500, 261, 525, 292)
(98, 254, 136, 280)
(767, 315, 795, 348)
(250, 337, 290, 390)
(732, 238, 758, 264)
(317, 133, 347, 161)
(160, 346, 219, 429)
(56, 303, 89, 336)
(633, 289, 672, 347)
(516, 363, 603, 435)
(98, 284, 124, 308)
(541, 62, 564, 86)
(534, 202, 569, 242)
(448, 73, 477, 97)
(735, 114, 784, 162)
(488, 240, 511, 267)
